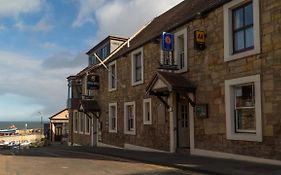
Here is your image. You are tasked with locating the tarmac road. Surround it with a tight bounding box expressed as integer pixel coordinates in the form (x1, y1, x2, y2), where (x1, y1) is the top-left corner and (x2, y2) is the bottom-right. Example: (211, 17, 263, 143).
(0, 146, 207, 175)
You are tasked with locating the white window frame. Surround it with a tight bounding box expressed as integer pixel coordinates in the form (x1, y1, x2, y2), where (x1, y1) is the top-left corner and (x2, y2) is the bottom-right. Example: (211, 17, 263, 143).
(108, 61, 117, 91)
(85, 115, 90, 135)
(109, 103, 118, 133)
(131, 48, 144, 86)
(143, 98, 152, 125)
(79, 113, 84, 134)
(73, 111, 78, 133)
(223, 0, 260, 61)
(225, 74, 262, 142)
(174, 28, 188, 73)
(124, 101, 136, 135)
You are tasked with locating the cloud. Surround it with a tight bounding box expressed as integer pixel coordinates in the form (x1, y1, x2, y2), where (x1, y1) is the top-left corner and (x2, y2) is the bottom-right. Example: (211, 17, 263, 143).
(73, 0, 183, 40)
(0, 50, 86, 120)
(0, 24, 6, 31)
(0, 0, 43, 18)
(14, 17, 54, 32)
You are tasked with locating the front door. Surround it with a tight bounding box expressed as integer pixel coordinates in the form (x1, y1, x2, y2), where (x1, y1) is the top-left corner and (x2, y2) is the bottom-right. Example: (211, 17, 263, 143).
(55, 125, 62, 142)
(178, 102, 189, 148)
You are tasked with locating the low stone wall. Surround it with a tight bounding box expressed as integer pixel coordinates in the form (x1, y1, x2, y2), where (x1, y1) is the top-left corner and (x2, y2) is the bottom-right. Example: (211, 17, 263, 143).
(0, 134, 43, 143)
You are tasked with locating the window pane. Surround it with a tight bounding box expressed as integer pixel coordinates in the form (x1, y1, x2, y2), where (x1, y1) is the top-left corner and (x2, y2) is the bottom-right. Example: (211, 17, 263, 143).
(136, 68, 141, 81)
(245, 27, 254, 48)
(111, 64, 116, 89)
(245, 3, 253, 26)
(234, 7, 244, 29)
(235, 108, 256, 131)
(235, 84, 254, 108)
(234, 31, 245, 51)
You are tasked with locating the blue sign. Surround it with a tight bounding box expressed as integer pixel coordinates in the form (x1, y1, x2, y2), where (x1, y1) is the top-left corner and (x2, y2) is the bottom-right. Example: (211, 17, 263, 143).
(161, 32, 174, 51)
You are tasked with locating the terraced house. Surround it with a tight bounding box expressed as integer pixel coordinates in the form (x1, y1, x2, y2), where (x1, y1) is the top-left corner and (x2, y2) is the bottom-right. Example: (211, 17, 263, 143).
(67, 0, 281, 165)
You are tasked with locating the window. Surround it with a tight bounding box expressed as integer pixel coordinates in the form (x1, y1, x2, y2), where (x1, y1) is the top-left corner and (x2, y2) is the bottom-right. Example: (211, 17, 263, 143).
(109, 103, 117, 133)
(85, 115, 90, 135)
(73, 111, 78, 133)
(174, 28, 187, 72)
(79, 113, 84, 134)
(88, 55, 97, 66)
(225, 74, 262, 142)
(224, 0, 260, 61)
(108, 61, 117, 91)
(131, 48, 144, 86)
(100, 45, 109, 59)
(143, 98, 152, 125)
(124, 102, 136, 135)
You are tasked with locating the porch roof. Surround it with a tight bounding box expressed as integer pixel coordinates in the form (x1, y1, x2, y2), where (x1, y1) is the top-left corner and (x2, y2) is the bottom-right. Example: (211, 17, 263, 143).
(79, 99, 101, 113)
(146, 71, 196, 95)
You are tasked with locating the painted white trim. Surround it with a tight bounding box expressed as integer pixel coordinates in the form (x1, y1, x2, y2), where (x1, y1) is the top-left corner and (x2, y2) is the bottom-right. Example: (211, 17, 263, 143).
(143, 98, 152, 125)
(108, 61, 117, 92)
(174, 28, 188, 73)
(131, 47, 144, 86)
(188, 93, 195, 150)
(225, 74, 262, 142)
(73, 111, 78, 133)
(84, 115, 90, 135)
(124, 101, 136, 135)
(169, 93, 176, 153)
(223, 0, 261, 61)
(191, 148, 281, 166)
(109, 102, 118, 133)
(124, 143, 168, 153)
(79, 113, 84, 134)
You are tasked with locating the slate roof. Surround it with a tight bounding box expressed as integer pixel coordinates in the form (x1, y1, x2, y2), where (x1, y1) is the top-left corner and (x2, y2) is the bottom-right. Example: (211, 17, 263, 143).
(80, 100, 101, 113)
(146, 71, 196, 93)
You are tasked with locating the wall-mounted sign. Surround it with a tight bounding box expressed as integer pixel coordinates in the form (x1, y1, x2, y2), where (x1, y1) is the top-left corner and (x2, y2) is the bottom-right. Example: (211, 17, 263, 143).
(161, 32, 174, 51)
(87, 74, 100, 90)
(194, 30, 206, 50)
(195, 104, 208, 118)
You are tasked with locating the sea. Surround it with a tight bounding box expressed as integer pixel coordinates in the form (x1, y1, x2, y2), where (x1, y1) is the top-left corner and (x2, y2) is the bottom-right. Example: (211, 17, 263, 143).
(0, 121, 48, 130)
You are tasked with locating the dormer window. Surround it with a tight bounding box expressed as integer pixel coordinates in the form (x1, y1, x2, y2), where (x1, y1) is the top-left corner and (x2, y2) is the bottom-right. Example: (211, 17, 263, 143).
(88, 55, 97, 66)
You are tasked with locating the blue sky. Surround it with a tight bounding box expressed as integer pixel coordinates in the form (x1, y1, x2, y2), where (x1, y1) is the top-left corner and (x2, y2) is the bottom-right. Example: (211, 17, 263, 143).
(0, 0, 182, 121)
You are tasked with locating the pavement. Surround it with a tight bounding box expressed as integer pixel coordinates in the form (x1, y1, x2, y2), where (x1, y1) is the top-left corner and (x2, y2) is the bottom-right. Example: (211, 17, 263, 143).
(62, 144, 281, 175)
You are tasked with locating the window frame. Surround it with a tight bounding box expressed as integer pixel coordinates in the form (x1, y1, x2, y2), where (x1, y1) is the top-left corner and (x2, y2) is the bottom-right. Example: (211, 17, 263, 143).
(131, 48, 144, 86)
(108, 61, 117, 91)
(73, 111, 78, 133)
(143, 98, 152, 125)
(225, 74, 262, 142)
(109, 103, 118, 133)
(85, 115, 90, 135)
(223, 0, 260, 62)
(79, 113, 85, 134)
(124, 101, 136, 135)
(174, 28, 188, 73)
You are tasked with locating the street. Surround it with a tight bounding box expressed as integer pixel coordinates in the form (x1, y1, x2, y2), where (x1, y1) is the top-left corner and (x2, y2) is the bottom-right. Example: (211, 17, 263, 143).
(0, 145, 206, 175)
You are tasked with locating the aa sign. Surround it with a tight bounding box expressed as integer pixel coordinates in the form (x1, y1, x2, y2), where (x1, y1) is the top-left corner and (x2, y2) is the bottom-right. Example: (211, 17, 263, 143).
(194, 30, 206, 50)
(195, 31, 205, 43)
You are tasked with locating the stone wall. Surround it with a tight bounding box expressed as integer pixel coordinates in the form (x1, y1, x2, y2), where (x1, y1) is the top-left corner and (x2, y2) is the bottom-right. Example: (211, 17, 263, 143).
(91, 43, 170, 151)
(181, 0, 281, 160)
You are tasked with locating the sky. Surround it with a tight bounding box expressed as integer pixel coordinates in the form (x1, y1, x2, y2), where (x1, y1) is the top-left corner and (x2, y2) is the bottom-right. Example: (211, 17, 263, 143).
(0, 0, 183, 122)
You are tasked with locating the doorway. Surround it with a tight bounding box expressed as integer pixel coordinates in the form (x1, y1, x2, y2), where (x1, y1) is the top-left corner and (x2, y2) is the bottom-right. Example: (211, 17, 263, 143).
(54, 124, 62, 142)
(177, 101, 190, 148)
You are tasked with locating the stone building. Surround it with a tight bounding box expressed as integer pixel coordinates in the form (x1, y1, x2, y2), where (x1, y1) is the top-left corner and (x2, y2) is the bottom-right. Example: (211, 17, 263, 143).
(67, 0, 281, 165)
(49, 109, 69, 142)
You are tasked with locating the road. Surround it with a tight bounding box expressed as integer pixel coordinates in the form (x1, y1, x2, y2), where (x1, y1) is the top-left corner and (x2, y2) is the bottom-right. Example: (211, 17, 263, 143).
(0, 145, 206, 175)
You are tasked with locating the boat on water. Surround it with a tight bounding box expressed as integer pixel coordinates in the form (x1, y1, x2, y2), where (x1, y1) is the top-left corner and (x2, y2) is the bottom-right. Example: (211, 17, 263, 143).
(0, 125, 17, 136)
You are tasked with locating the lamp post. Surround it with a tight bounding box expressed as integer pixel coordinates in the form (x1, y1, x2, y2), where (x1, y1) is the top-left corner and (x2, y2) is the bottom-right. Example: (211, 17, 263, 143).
(38, 112, 43, 138)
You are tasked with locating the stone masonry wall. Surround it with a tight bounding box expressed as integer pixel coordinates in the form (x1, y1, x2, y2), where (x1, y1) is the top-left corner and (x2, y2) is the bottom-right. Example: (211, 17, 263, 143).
(91, 42, 170, 151)
(180, 0, 281, 160)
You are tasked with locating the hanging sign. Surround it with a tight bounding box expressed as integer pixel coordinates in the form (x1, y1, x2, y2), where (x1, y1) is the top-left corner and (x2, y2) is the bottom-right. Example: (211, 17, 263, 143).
(161, 32, 174, 51)
(87, 74, 100, 90)
(195, 104, 208, 118)
(194, 30, 206, 50)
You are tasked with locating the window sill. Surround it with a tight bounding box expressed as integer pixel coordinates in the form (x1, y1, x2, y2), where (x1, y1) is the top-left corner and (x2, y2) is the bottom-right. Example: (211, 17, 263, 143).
(227, 132, 262, 142)
(224, 48, 260, 62)
(143, 121, 152, 125)
(79, 132, 84, 135)
(108, 88, 117, 92)
(85, 132, 90, 135)
(132, 80, 143, 87)
(124, 130, 136, 135)
(109, 130, 117, 133)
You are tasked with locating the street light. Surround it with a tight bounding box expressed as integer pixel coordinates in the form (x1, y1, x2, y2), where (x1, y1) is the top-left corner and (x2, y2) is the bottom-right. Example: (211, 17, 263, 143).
(38, 112, 43, 138)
